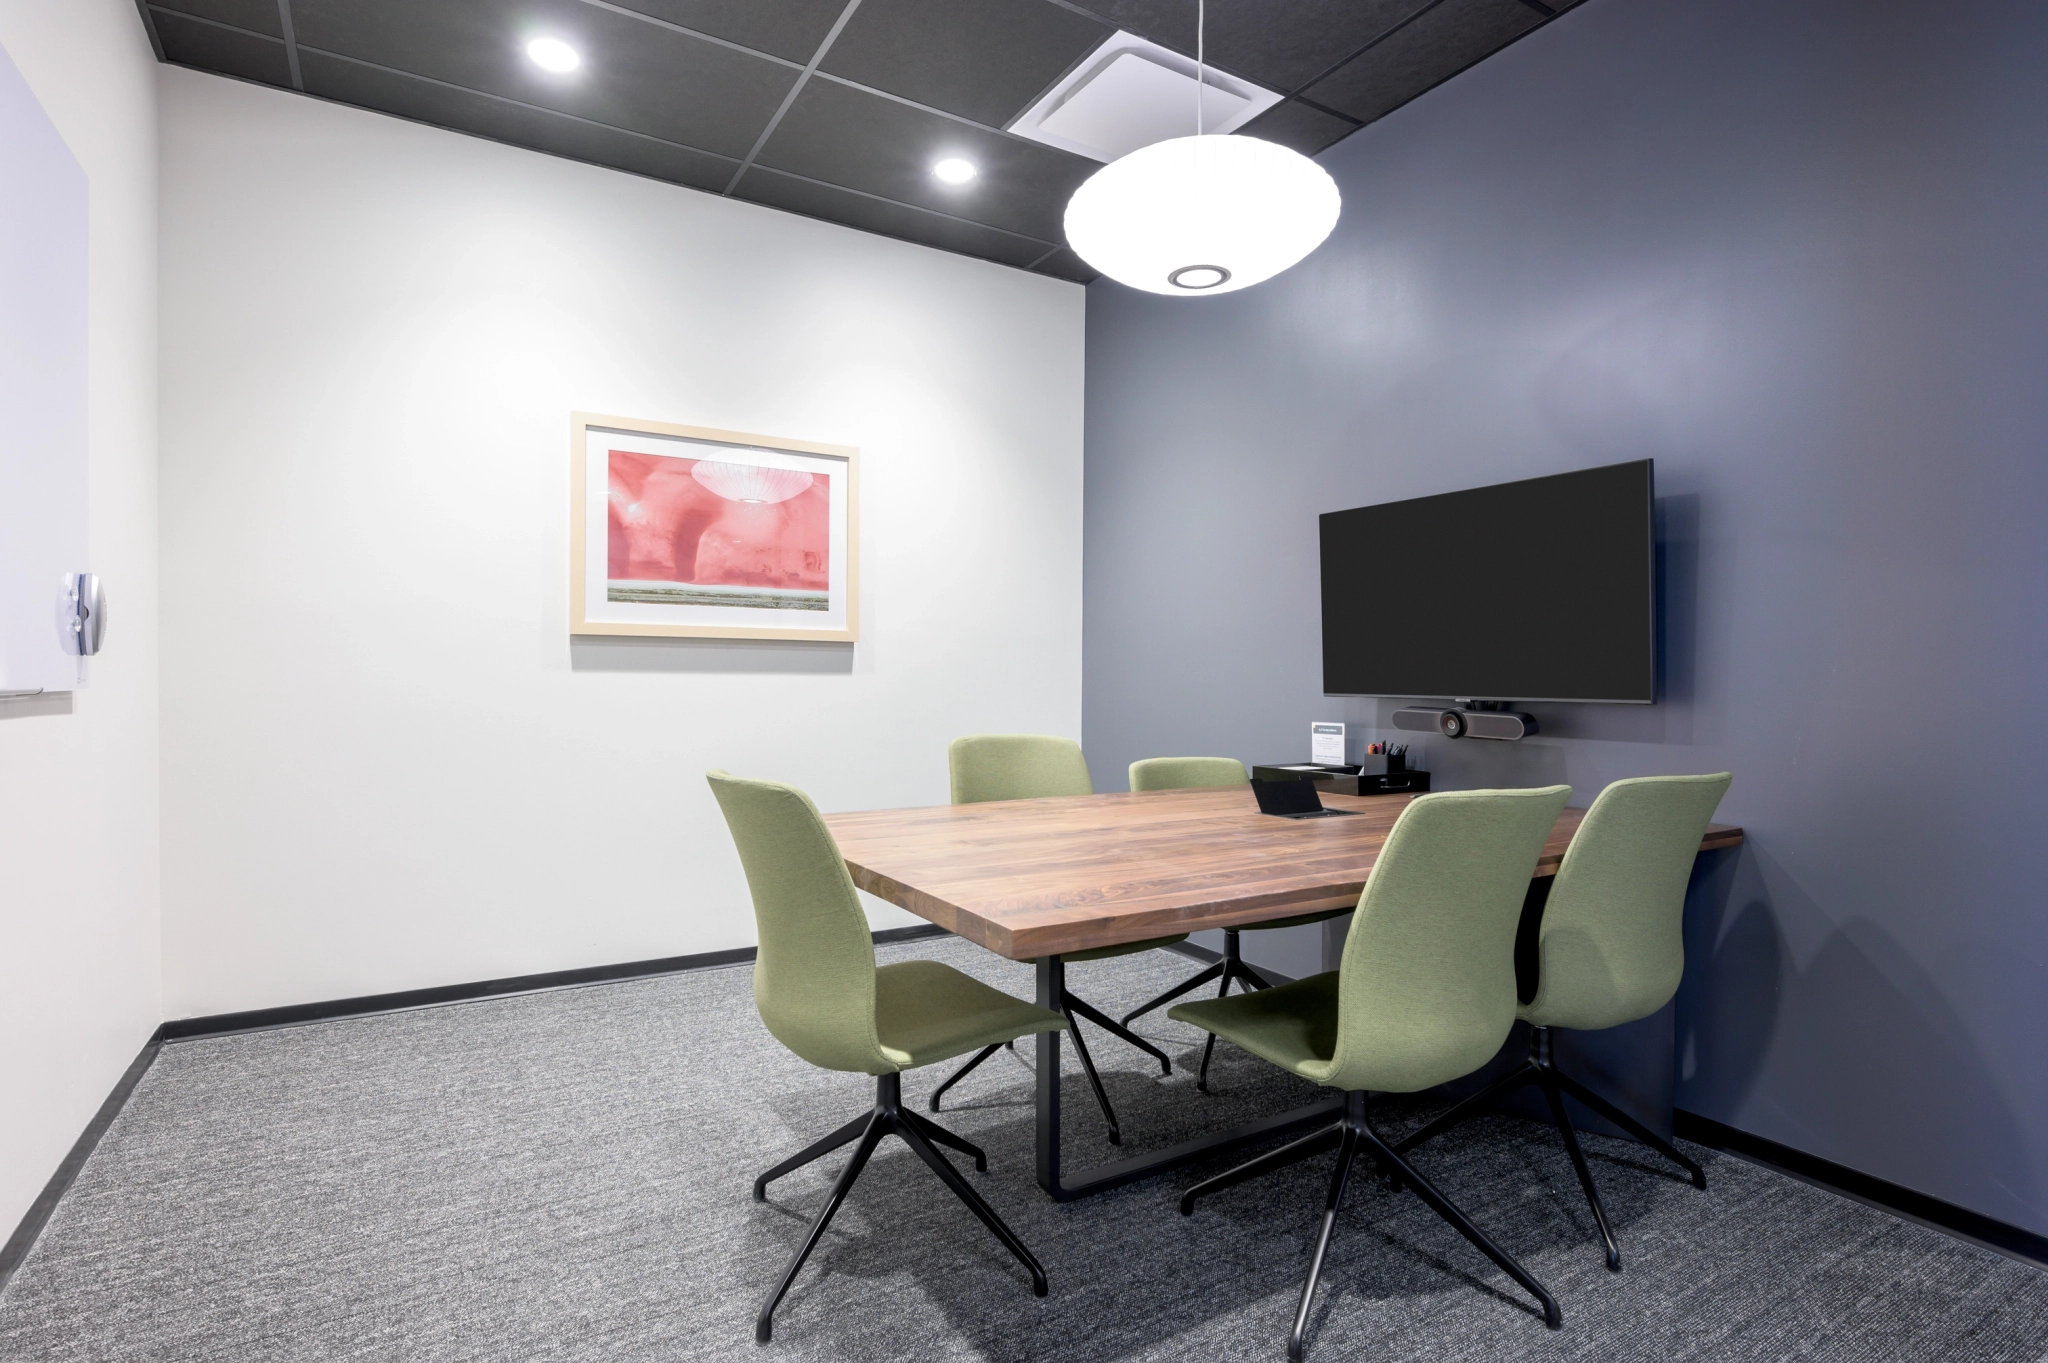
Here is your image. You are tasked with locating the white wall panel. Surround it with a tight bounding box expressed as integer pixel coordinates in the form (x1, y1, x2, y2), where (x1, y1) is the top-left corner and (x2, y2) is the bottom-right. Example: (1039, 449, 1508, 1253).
(158, 71, 1084, 1018)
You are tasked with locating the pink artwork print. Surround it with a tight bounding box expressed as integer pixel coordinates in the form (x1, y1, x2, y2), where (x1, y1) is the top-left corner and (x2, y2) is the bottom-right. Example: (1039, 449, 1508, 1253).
(606, 450, 831, 611)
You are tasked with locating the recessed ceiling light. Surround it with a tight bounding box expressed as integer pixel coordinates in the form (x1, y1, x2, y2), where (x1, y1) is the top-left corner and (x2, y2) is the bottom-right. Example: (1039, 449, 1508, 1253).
(932, 158, 977, 185)
(526, 38, 581, 73)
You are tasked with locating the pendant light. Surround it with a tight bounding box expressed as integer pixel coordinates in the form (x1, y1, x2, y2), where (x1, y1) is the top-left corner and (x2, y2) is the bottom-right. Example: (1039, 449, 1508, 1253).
(1063, 0, 1340, 296)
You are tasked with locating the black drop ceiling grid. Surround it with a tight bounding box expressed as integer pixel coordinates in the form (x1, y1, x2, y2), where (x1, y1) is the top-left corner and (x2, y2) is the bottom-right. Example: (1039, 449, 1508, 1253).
(136, 0, 1580, 284)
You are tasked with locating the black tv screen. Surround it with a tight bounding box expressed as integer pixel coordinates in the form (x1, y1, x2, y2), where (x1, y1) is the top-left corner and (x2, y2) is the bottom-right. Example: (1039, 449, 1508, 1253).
(1320, 460, 1655, 704)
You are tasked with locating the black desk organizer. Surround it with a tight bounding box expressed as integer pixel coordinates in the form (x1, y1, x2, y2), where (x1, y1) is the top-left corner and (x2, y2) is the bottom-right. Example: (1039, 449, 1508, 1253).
(1251, 761, 1431, 796)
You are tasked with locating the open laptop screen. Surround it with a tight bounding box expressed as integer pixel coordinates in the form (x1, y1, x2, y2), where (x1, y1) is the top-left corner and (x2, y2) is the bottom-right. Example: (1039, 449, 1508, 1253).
(1250, 777, 1354, 819)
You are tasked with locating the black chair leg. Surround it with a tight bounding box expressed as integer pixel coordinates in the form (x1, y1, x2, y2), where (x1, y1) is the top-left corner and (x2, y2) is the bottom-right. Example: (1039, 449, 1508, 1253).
(1062, 1004, 1123, 1144)
(1392, 1062, 1539, 1157)
(1548, 1063, 1707, 1190)
(1185, 1090, 1560, 1361)
(929, 1043, 1002, 1113)
(1361, 1104, 1563, 1332)
(1188, 933, 1285, 1095)
(903, 1110, 987, 1172)
(1181, 1123, 1342, 1214)
(1395, 1026, 1705, 1271)
(895, 1116, 1049, 1296)
(756, 1113, 885, 1342)
(754, 1073, 1046, 1343)
(1290, 1118, 1363, 1362)
(1537, 1070, 1620, 1271)
(753, 1112, 872, 1201)
(1065, 994, 1172, 1075)
(1121, 959, 1224, 1026)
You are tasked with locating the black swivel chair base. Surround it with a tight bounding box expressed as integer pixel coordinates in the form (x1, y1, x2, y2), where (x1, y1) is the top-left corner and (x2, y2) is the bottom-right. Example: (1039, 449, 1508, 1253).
(1182, 1089, 1561, 1362)
(1392, 1024, 1706, 1272)
(930, 994, 1171, 1146)
(1121, 928, 1275, 1093)
(751, 1071, 1047, 1342)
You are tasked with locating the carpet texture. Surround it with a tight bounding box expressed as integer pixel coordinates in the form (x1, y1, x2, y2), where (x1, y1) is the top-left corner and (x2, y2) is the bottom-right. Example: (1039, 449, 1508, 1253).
(3, 937, 2046, 1362)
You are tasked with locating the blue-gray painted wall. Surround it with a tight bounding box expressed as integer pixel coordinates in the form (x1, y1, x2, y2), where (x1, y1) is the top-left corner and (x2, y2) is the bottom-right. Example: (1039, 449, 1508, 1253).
(1082, 0, 2048, 1235)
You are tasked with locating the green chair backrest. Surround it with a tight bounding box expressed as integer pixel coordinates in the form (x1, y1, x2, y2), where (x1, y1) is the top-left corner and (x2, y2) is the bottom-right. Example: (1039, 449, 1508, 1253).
(949, 735, 1093, 805)
(1523, 773, 1732, 1032)
(1327, 785, 1572, 1093)
(706, 771, 896, 1076)
(1129, 756, 1247, 791)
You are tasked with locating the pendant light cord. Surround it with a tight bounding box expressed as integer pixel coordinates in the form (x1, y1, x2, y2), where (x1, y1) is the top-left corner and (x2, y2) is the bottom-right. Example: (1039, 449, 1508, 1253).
(1196, 0, 1205, 135)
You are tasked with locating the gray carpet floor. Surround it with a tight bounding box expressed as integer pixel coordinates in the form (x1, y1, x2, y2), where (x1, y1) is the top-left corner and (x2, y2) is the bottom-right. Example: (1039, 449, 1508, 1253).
(4, 937, 2047, 1363)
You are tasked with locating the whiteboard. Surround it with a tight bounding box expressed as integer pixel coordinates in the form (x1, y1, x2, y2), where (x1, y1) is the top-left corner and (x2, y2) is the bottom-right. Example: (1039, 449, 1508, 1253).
(0, 39, 87, 695)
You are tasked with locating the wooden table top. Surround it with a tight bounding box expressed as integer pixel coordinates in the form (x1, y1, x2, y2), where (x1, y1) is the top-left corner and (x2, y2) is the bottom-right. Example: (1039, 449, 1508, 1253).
(825, 787, 1745, 962)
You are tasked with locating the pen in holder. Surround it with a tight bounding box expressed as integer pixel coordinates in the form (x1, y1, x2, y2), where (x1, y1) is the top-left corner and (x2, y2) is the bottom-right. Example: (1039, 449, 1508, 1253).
(1364, 741, 1409, 773)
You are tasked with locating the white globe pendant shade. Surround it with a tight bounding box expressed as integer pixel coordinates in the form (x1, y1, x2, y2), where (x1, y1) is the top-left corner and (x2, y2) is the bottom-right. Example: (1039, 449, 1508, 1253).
(1064, 134, 1340, 296)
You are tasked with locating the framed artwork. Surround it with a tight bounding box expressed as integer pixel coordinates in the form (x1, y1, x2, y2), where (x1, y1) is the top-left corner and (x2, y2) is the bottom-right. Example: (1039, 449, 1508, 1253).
(570, 413, 858, 642)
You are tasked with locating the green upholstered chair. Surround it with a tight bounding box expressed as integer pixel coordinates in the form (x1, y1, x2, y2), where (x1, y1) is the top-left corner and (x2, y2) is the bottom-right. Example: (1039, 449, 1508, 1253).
(1393, 773, 1733, 1272)
(1171, 785, 1573, 1363)
(928, 736, 1186, 1146)
(707, 770, 1068, 1343)
(1121, 756, 1353, 1092)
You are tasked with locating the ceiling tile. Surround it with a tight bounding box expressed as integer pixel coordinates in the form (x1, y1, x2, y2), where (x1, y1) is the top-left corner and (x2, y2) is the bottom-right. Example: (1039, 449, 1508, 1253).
(732, 166, 1054, 268)
(154, 0, 283, 39)
(1300, 0, 1542, 125)
(290, 0, 797, 159)
(819, 0, 1109, 128)
(1029, 247, 1099, 284)
(756, 77, 1094, 242)
(152, 8, 293, 87)
(1059, 0, 1434, 94)
(596, 0, 849, 64)
(299, 51, 739, 193)
(1238, 99, 1359, 157)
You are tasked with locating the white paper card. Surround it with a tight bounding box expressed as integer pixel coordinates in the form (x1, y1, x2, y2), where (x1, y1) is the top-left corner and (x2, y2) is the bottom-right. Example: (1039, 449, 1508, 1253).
(1311, 721, 1345, 765)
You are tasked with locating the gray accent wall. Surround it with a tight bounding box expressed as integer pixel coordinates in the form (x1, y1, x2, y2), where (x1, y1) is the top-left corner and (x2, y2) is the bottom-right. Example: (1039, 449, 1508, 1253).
(1083, 0, 2048, 1236)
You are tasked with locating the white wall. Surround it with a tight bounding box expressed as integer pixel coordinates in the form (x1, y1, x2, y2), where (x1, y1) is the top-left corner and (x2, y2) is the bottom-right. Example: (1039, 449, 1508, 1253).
(0, 2, 159, 1240)
(159, 70, 1085, 1019)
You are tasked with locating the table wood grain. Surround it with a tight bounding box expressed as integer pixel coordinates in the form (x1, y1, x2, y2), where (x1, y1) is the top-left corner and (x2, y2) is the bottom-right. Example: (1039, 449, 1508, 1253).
(825, 787, 1744, 961)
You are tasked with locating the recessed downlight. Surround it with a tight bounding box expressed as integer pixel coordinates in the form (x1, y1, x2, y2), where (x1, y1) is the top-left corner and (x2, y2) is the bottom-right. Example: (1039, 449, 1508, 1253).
(526, 37, 581, 73)
(932, 158, 978, 185)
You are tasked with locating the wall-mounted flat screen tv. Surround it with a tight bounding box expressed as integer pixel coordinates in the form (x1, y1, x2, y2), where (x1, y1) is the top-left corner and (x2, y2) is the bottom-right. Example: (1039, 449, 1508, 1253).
(1320, 459, 1655, 704)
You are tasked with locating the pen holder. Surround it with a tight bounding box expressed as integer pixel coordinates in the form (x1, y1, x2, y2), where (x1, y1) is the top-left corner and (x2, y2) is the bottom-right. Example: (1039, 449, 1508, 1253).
(1387, 752, 1406, 773)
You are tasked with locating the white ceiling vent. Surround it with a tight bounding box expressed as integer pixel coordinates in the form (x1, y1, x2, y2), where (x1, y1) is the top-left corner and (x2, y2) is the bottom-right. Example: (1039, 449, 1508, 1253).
(1009, 32, 1282, 163)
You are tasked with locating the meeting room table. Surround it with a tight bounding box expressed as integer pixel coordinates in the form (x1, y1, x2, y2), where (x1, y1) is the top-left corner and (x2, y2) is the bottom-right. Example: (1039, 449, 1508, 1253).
(822, 786, 1744, 1203)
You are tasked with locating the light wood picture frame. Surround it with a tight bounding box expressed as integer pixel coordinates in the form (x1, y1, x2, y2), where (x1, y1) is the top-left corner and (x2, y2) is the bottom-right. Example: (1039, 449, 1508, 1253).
(570, 412, 859, 642)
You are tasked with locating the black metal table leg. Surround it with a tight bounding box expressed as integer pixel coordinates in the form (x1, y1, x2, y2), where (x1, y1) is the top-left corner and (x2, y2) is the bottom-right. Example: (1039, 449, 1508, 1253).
(1036, 955, 1065, 1196)
(1034, 953, 1349, 1201)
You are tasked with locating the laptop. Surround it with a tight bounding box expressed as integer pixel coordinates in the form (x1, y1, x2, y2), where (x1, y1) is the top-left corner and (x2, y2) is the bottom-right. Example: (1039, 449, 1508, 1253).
(1250, 777, 1356, 819)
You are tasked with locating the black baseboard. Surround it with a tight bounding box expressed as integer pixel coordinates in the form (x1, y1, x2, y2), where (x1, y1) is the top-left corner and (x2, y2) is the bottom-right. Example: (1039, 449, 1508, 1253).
(158, 923, 949, 1042)
(0, 1035, 162, 1298)
(1674, 1108, 2048, 1270)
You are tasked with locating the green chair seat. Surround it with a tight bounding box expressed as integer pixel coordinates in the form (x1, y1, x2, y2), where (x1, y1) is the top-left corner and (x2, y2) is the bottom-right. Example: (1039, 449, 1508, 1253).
(707, 769, 1063, 1338)
(874, 959, 1071, 1068)
(1169, 785, 1574, 1360)
(1170, 970, 1339, 1082)
(1392, 772, 1733, 1273)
